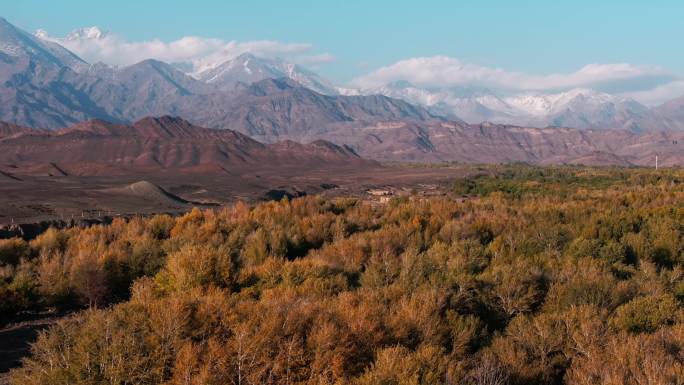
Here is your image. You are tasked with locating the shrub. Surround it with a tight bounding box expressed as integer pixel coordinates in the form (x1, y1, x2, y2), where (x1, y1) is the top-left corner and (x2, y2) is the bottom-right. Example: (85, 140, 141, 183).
(0, 238, 30, 266)
(611, 294, 679, 333)
(8, 167, 684, 385)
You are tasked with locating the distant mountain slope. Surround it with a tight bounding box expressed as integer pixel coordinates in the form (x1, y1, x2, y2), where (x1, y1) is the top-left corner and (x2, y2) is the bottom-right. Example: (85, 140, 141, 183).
(357, 81, 684, 132)
(0, 18, 110, 128)
(196, 53, 338, 95)
(2, 114, 683, 169)
(505, 89, 679, 132)
(61, 59, 213, 122)
(0, 116, 374, 175)
(182, 78, 440, 142)
(311, 120, 684, 166)
(0, 64, 121, 128)
(0, 19, 438, 135)
(654, 95, 684, 124)
(0, 17, 87, 82)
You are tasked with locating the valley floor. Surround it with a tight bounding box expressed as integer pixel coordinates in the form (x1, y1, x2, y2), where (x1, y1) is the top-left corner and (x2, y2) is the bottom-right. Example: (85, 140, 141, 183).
(0, 164, 474, 226)
(3, 165, 683, 385)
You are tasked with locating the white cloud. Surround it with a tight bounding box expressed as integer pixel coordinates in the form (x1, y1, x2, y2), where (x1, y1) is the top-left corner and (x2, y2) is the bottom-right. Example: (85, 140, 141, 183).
(295, 53, 336, 65)
(35, 26, 328, 74)
(350, 56, 676, 96)
(620, 80, 684, 106)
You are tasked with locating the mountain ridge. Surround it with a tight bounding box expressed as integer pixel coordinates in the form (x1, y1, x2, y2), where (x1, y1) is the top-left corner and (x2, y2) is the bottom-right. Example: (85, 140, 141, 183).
(0, 116, 374, 176)
(196, 53, 338, 95)
(5, 114, 682, 168)
(296, 119, 684, 166)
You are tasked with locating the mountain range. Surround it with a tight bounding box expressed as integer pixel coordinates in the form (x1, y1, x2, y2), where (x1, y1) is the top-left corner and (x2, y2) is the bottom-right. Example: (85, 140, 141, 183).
(348, 81, 684, 132)
(0, 18, 436, 133)
(2, 116, 682, 170)
(0, 116, 372, 176)
(1, 17, 684, 167)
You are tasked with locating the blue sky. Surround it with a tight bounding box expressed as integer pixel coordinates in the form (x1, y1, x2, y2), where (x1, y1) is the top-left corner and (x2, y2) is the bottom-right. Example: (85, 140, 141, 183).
(5, 0, 684, 102)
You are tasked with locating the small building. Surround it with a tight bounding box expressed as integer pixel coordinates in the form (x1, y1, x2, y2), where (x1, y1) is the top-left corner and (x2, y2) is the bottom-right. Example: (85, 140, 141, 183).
(367, 189, 392, 196)
(379, 195, 392, 203)
(366, 188, 394, 204)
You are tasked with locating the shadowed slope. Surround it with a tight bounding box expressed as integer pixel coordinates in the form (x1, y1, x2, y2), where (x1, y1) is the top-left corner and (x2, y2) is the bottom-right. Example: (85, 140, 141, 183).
(109, 181, 189, 205)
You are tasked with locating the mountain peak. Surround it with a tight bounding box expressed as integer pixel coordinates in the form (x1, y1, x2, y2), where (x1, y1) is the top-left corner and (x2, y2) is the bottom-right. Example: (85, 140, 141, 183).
(133, 115, 193, 129)
(132, 115, 200, 131)
(129, 58, 169, 68)
(234, 52, 259, 61)
(124, 58, 194, 78)
(195, 53, 338, 95)
(128, 116, 196, 138)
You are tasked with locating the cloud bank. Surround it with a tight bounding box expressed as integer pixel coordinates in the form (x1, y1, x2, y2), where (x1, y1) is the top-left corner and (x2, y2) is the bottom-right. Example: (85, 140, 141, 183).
(35, 26, 334, 74)
(620, 80, 684, 106)
(350, 56, 678, 99)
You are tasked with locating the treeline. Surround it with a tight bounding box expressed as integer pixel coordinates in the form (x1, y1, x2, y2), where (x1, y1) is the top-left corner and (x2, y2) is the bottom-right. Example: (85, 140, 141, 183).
(2, 166, 684, 384)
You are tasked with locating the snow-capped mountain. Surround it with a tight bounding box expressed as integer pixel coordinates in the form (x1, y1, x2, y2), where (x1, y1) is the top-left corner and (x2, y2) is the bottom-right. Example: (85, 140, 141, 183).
(356, 81, 677, 132)
(504, 89, 631, 117)
(503, 89, 663, 131)
(363, 81, 521, 123)
(195, 53, 338, 95)
(652, 95, 684, 127)
(0, 17, 88, 80)
(0, 18, 436, 131)
(31, 24, 339, 95)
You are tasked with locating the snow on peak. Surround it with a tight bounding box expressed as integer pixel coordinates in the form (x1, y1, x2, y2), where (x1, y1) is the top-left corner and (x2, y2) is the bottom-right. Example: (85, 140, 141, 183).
(194, 53, 338, 95)
(243, 58, 252, 74)
(504, 88, 628, 116)
(35, 26, 107, 42)
(66, 26, 106, 41)
(34, 29, 49, 40)
(355, 78, 651, 129)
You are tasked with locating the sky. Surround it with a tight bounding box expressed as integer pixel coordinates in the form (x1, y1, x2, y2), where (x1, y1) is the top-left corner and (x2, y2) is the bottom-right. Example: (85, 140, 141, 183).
(4, 0, 684, 103)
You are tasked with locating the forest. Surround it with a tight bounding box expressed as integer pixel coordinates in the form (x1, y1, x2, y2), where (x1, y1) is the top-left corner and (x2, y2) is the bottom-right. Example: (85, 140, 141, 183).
(1, 165, 684, 385)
